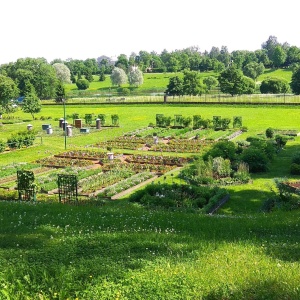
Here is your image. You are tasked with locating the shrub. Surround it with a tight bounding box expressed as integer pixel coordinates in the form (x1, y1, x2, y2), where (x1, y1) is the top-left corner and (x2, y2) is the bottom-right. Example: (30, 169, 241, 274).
(290, 163, 300, 175)
(260, 78, 290, 94)
(240, 147, 269, 172)
(291, 151, 300, 165)
(76, 79, 90, 90)
(203, 141, 237, 161)
(275, 135, 288, 149)
(98, 114, 106, 125)
(0, 140, 6, 152)
(7, 131, 36, 149)
(266, 127, 275, 139)
(128, 183, 228, 212)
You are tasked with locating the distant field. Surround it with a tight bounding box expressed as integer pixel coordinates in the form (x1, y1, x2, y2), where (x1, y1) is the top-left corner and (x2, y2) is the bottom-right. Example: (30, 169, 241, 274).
(65, 71, 218, 97)
(257, 68, 293, 83)
(64, 68, 293, 98)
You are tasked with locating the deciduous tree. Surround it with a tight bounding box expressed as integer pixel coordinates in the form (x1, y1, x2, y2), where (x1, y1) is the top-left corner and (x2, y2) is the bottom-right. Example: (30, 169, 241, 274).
(128, 66, 143, 87)
(166, 76, 184, 97)
(110, 67, 127, 87)
(52, 63, 72, 84)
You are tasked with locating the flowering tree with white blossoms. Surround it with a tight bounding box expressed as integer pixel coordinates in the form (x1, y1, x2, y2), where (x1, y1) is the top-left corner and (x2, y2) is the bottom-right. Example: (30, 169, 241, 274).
(128, 66, 144, 87)
(110, 67, 128, 87)
(52, 63, 72, 84)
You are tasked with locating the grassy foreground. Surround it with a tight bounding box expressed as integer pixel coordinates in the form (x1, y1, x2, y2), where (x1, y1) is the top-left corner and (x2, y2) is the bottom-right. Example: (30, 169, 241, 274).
(0, 201, 300, 299)
(1, 103, 300, 299)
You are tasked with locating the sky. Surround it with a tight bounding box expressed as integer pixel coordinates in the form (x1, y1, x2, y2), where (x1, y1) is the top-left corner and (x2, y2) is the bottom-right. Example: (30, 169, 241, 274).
(1, 0, 300, 65)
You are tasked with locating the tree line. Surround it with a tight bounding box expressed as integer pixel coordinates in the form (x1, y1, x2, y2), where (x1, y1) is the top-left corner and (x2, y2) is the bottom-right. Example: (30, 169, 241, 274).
(1, 35, 300, 117)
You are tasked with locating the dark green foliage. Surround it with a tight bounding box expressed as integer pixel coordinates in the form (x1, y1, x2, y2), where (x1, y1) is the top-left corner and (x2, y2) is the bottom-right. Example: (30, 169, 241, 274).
(213, 116, 222, 130)
(117, 87, 130, 96)
(290, 163, 300, 175)
(72, 113, 79, 120)
(70, 72, 76, 83)
(98, 114, 106, 125)
(266, 127, 275, 139)
(165, 76, 184, 97)
(275, 134, 288, 149)
(243, 62, 265, 80)
(84, 70, 94, 82)
(111, 114, 119, 126)
(0, 75, 19, 112)
(128, 182, 228, 213)
(290, 67, 300, 94)
(55, 81, 66, 103)
(99, 72, 106, 82)
(218, 66, 255, 96)
(76, 79, 90, 90)
(233, 116, 242, 128)
(7, 131, 36, 149)
(183, 70, 206, 96)
(156, 114, 172, 127)
(84, 114, 93, 125)
(240, 147, 269, 172)
(260, 78, 290, 94)
(203, 141, 237, 161)
(193, 115, 202, 129)
(291, 151, 300, 165)
(221, 118, 231, 130)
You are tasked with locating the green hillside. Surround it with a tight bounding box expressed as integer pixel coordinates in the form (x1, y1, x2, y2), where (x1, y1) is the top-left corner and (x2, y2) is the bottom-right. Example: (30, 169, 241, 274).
(64, 68, 293, 97)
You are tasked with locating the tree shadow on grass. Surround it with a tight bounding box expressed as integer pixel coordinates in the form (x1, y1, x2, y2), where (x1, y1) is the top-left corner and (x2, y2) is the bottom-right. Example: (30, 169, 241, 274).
(203, 279, 289, 300)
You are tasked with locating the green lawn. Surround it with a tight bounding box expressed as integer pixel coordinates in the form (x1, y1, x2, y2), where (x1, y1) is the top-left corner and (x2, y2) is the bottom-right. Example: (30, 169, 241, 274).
(1, 103, 300, 299)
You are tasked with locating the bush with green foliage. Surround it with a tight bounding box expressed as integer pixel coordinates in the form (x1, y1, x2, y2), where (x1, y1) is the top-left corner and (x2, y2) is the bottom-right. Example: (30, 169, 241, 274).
(180, 157, 214, 185)
(0, 140, 6, 152)
(76, 79, 90, 90)
(290, 67, 300, 94)
(240, 147, 269, 172)
(7, 131, 36, 149)
(99, 72, 106, 82)
(266, 127, 275, 139)
(111, 114, 119, 126)
(128, 182, 228, 213)
(117, 87, 130, 96)
(203, 141, 237, 162)
(290, 151, 300, 174)
(97, 114, 106, 125)
(260, 78, 290, 94)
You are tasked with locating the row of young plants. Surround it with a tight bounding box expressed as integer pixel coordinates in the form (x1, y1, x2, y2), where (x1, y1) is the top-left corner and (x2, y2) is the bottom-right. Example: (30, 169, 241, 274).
(125, 154, 188, 166)
(0, 162, 41, 178)
(95, 141, 143, 150)
(37, 156, 95, 168)
(79, 166, 135, 194)
(54, 150, 112, 160)
(97, 172, 154, 198)
(0, 164, 52, 188)
(102, 161, 177, 174)
(36, 167, 104, 193)
(150, 140, 212, 153)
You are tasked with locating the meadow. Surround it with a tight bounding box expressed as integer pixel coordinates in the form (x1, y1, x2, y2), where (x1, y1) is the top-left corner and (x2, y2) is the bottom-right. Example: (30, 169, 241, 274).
(1, 103, 300, 299)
